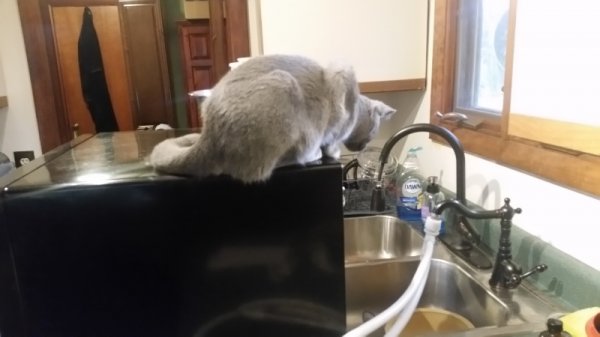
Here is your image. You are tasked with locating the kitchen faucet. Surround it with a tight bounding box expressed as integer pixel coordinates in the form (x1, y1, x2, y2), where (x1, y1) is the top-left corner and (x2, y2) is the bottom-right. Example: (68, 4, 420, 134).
(370, 123, 492, 268)
(434, 198, 548, 289)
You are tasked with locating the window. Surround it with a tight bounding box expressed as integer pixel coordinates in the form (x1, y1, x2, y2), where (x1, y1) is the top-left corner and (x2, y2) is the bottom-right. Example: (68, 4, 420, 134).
(454, 0, 509, 117)
(431, 0, 600, 196)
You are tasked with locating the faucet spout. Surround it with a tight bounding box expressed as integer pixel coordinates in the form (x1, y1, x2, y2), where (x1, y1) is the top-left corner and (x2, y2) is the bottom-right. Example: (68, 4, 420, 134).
(377, 124, 465, 206)
(434, 199, 507, 219)
(372, 123, 481, 246)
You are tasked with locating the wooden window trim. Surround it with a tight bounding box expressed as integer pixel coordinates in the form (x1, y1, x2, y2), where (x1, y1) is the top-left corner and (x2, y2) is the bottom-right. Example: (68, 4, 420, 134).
(359, 79, 427, 93)
(430, 0, 600, 197)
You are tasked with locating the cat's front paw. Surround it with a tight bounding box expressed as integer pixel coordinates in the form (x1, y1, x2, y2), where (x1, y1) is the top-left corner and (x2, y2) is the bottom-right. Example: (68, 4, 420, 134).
(321, 144, 341, 159)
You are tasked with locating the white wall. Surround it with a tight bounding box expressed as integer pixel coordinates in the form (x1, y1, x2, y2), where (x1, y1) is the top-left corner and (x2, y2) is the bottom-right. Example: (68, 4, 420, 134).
(258, 0, 428, 82)
(0, 0, 42, 161)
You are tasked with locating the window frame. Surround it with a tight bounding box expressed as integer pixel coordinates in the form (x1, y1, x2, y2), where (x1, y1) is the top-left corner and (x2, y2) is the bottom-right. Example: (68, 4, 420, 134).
(430, 0, 600, 197)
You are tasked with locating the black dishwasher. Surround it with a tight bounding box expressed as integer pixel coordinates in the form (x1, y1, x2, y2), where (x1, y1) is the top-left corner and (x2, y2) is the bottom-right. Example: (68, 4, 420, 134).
(0, 131, 346, 337)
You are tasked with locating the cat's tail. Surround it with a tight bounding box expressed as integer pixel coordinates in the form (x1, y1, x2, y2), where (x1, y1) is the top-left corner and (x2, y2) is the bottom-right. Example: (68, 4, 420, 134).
(149, 133, 209, 177)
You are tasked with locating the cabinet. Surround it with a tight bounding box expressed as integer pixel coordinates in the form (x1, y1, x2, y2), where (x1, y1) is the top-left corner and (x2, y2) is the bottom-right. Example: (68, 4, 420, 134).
(179, 20, 216, 128)
(256, 0, 429, 92)
(178, 0, 250, 128)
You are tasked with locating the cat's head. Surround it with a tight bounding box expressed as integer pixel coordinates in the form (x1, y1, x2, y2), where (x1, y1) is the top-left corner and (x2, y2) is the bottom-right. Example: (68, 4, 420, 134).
(344, 96, 396, 152)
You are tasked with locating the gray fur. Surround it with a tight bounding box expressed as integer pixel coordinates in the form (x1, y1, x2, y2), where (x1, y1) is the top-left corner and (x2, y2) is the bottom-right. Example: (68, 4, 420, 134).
(150, 54, 396, 183)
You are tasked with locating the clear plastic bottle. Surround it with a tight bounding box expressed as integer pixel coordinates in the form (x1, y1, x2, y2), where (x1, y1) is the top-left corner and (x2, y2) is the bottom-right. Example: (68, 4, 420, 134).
(421, 176, 446, 233)
(396, 147, 424, 221)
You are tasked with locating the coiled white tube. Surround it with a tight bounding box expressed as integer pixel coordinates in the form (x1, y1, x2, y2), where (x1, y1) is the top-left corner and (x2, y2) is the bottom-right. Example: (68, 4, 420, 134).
(342, 216, 441, 337)
(383, 241, 432, 337)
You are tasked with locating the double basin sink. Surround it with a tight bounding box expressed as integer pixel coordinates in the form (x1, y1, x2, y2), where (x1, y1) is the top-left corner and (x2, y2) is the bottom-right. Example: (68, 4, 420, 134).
(344, 215, 567, 336)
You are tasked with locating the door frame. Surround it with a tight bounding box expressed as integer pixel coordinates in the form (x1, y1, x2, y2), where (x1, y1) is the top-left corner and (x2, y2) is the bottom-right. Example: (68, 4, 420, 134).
(18, 0, 83, 152)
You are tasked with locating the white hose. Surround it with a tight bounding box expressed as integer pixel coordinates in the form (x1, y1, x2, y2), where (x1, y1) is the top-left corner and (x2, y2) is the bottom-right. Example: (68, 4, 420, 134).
(342, 216, 441, 337)
(383, 246, 431, 337)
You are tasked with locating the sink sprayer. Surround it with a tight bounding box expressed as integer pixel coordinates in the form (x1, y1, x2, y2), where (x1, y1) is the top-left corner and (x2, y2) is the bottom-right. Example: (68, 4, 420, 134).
(342, 215, 442, 337)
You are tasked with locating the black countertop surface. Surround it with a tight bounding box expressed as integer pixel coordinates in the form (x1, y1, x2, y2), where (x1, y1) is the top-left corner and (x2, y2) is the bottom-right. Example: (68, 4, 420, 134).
(1, 129, 336, 192)
(1, 130, 183, 191)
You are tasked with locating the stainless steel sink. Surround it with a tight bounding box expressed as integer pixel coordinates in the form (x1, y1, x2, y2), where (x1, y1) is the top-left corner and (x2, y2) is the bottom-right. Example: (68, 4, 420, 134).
(343, 215, 565, 336)
(346, 259, 510, 333)
(344, 215, 423, 264)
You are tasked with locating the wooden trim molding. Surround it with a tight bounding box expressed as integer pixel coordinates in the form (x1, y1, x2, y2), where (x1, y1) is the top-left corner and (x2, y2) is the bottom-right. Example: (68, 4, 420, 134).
(430, 0, 457, 120)
(0, 96, 7, 108)
(509, 114, 600, 156)
(17, 0, 72, 152)
(359, 79, 426, 93)
(438, 124, 600, 197)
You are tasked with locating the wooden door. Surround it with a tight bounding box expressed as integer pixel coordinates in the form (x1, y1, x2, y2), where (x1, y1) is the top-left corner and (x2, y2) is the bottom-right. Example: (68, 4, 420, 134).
(208, 0, 250, 80)
(179, 20, 215, 128)
(51, 5, 134, 136)
(120, 1, 174, 127)
(18, 0, 174, 152)
(178, 0, 250, 128)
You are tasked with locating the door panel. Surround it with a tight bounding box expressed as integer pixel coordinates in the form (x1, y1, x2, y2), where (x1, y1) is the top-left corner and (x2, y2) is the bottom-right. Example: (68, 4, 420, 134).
(179, 20, 214, 127)
(121, 3, 174, 126)
(223, 0, 250, 62)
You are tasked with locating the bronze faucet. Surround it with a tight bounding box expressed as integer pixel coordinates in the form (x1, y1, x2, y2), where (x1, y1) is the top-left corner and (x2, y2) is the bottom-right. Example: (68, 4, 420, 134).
(434, 198, 548, 289)
(371, 123, 491, 268)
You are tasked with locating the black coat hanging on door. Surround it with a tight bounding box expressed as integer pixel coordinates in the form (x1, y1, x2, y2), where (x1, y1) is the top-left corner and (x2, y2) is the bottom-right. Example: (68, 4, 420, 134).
(78, 7, 119, 132)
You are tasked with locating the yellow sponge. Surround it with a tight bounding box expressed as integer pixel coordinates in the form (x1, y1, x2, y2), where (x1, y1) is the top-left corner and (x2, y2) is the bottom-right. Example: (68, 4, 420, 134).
(561, 307, 600, 337)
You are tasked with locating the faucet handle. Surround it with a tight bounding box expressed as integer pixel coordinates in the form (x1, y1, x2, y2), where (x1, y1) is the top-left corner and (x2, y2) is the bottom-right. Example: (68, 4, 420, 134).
(506, 264, 548, 289)
(501, 198, 522, 219)
(435, 111, 468, 122)
(521, 264, 548, 278)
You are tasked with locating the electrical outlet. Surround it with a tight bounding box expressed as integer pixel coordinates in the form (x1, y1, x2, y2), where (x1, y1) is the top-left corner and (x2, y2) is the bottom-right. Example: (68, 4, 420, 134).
(13, 151, 35, 168)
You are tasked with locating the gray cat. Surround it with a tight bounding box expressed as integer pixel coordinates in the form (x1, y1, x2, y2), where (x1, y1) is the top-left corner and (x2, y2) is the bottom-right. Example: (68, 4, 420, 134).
(150, 54, 396, 183)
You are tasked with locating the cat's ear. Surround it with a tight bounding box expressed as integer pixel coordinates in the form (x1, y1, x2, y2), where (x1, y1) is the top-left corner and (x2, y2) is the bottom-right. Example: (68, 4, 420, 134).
(373, 100, 396, 120)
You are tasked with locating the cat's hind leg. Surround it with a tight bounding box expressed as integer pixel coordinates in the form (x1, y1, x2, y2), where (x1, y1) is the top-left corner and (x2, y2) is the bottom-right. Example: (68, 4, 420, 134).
(222, 70, 306, 182)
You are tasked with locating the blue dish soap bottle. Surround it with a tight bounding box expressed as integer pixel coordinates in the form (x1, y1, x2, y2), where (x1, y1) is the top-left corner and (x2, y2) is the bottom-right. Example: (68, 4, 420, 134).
(396, 147, 424, 221)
